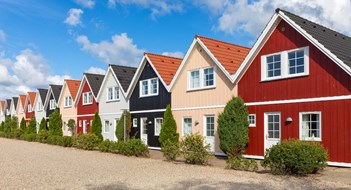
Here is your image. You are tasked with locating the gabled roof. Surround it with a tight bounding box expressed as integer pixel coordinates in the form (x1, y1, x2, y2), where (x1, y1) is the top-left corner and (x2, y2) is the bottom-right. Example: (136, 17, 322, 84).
(75, 73, 105, 106)
(18, 95, 27, 110)
(12, 97, 18, 110)
(233, 8, 351, 83)
(66, 80, 81, 101)
(28, 92, 36, 105)
(110, 65, 136, 92)
(169, 35, 250, 90)
(51, 85, 63, 103)
(0, 101, 5, 113)
(38, 89, 48, 103)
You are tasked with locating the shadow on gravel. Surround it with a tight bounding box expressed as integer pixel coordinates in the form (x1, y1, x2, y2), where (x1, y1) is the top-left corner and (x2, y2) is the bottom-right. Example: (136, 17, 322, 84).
(86, 183, 134, 190)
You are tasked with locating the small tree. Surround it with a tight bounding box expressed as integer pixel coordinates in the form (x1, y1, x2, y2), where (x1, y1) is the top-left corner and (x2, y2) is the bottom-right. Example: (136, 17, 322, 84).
(217, 97, 249, 157)
(90, 112, 103, 141)
(11, 116, 18, 130)
(39, 118, 47, 131)
(116, 111, 131, 141)
(159, 105, 179, 147)
(20, 118, 26, 131)
(48, 109, 63, 136)
(67, 119, 76, 136)
(0, 121, 4, 131)
(27, 116, 37, 134)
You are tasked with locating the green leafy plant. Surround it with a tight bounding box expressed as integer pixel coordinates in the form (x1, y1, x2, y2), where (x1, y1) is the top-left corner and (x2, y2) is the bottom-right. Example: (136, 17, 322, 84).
(27, 116, 37, 134)
(39, 118, 47, 131)
(180, 133, 212, 165)
(261, 139, 328, 176)
(4, 116, 18, 133)
(36, 129, 49, 143)
(117, 138, 149, 157)
(0, 121, 5, 132)
(90, 112, 103, 141)
(73, 134, 100, 150)
(116, 111, 131, 141)
(20, 133, 37, 142)
(161, 139, 180, 161)
(98, 140, 114, 152)
(61, 136, 73, 147)
(227, 156, 258, 172)
(217, 97, 249, 157)
(46, 135, 63, 145)
(159, 105, 179, 147)
(12, 128, 23, 139)
(20, 117, 26, 131)
(48, 109, 63, 136)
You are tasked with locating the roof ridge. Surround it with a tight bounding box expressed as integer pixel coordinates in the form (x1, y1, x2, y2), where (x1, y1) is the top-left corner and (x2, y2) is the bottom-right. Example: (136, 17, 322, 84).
(109, 64, 137, 69)
(195, 35, 251, 49)
(83, 72, 105, 76)
(65, 79, 81, 82)
(144, 52, 183, 60)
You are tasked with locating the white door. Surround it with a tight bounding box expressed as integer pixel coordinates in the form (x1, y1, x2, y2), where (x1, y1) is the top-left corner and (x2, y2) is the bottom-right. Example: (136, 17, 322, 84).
(264, 113, 281, 151)
(83, 120, 87, 134)
(204, 116, 215, 152)
(140, 118, 148, 145)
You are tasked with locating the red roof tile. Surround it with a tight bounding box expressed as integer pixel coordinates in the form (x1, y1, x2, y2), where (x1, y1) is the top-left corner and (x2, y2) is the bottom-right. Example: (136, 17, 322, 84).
(145, 53, 182, 85)
(28, 92, 36, 105)
(19, 95, 26, 109)
(197, 35, 250, 75)
(65, 79, 81, 101)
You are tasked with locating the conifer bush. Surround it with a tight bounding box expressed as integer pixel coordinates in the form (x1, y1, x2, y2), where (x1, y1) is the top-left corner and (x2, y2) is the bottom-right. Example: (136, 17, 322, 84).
(217, 97, 249, 157)
(73, 134, 100, 150)
(0, 121, 4, 132)
(20, 118, 26, 131)
(159, 105, 179, 147)
(36, 129, 49, 143)
(180, 133, 212, 165)
(116, 111, 131, 141)
(48, 110, 63, 136)
(61, 136, 73, 147)
(27, 116, 37, 134)
(90, 112, 103, 141)
(39, 118, 47, 131)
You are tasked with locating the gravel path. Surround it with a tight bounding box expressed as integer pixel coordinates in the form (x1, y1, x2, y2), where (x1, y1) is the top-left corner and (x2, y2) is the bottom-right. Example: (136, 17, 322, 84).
(0, 138, 350, 190)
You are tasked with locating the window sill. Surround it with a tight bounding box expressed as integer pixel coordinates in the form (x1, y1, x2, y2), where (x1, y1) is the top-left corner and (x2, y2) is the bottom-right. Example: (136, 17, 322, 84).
(187, 86, 216, 92)
(300, 138, 322, 142)
(82, 103, 93, 106)
(139, 94, 158, 98)
(261, 73, 308, 82)
(249, 125, 256, 127)
(106, 99, 120, 103)
(64, 106, 72, 108)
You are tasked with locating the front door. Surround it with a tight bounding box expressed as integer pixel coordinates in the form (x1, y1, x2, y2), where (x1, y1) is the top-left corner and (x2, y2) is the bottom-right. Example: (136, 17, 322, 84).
(264, 113, 281, 151)
(140, 117, 148, 145)
(83, 120, 87, 134)
(204, 116, 215, 152)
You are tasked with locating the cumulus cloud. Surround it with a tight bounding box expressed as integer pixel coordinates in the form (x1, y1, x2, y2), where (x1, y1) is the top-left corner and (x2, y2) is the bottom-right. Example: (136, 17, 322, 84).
(85, 67, 106, 75)
(0, 50, 71, 99)
(198, 0, 351, 37)
(162, 51, 184, 58)
(64, 8, 83, 26)
(74, 0, 95, 9)
(108, 0, 183, 18)
(76, 33, 144, 66)
(0, 30, 6, 42)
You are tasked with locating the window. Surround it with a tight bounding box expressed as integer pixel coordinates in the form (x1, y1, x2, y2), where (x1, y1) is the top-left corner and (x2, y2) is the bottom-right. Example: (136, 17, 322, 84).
(37, 102, 43, 111)
(248, 114, 256, 127)
(154, 118, 163, 136)
(267, 114, 280, 139)
(261, 47, 309, 81)
(79, 120, 82, 127)
(49, 99, 56, 110)
(133, 118, 137, 127)
(83, 92, 93, 105)
(104, 120, 110, 133)
(300, 112, 321, 141)
(64, 96, 72, 107)
(107, 87, 120, 101)
(188, 67, 215, 90)
(183, 118, 192, 136)
(28, 104, 32, 112)
(140, 78, 158, 97)
(205, 116, 215, 137)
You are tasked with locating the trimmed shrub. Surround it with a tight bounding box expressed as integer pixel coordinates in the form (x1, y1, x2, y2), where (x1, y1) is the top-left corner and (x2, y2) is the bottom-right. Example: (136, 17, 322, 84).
(46, 135, 63, 145)
(116, 111, 131, 141)
(159, 105, 179, 147)
(73, 134, 100, 150)
(261, 139, 328, 176)
(161, 139, 180, 161)
(98, 140, 114, 152)
(48, 109, 63, 136)
(20, 118, 26, 131)
(4, 116, 18, 133)
(90, 112, 103, 141)
(0, 131, 5, 137)
(13, 128, 23, 139)
(36, 129, 49, 143)
(61, 136, 73, 147)
(117, 138, 149, 157)
(0, 121, 4, 132)
(20, 133, 37, 142)
(218, 97, 249, 157)
(180, 133, 212, 165)
(39, 118, 47, 131)
(227, 156, 258, 172)
(27, 116, 37, 134)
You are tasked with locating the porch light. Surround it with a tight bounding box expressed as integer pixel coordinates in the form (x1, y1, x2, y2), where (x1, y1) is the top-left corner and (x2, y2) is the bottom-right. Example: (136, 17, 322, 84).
(286, 117, 293, 122)
(148, 121, 152, 125)
(195, 121, 199, 126)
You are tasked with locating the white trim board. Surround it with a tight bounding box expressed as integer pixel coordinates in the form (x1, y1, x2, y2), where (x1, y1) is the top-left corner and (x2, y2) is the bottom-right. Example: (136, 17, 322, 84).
(148, 147, 161, 150)
(99, 112, 124, 116)
(76, 114, 95, 117)
(172, 105, 225, 111)
(245, 95, 351, 106)
(327, 161, 351, 168)
(130, 109, 166, 114)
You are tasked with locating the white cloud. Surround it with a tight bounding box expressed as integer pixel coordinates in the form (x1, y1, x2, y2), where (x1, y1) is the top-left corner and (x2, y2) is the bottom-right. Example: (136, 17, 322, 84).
(108, 0, 183, 18)
(64, 8, 84, 26)
(76, 33, 144, 66)
(74, 0, 95, 9)
(162, 51, 184, 58)
(0, 30, 6, 42)
(0, 49, 71, 99)
(199, 0, 351, 37)
(85, 67, 106, 75)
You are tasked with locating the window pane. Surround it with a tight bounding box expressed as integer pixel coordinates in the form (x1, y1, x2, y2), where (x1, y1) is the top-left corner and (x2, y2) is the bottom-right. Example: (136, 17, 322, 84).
(190, 71, 200, 88)
(114, 87, 119, 99)
(105, 121, 109, 132)
(142, 81, 148, 95)
(206, 116, 214, 136)
(266, 54, 281, 78)
(151, 79, 158, 94)
(204, 68, 214, 87)
(288, 50, 305, 75)
(301, 113, 321, 140)
(183, 118, 192, 135)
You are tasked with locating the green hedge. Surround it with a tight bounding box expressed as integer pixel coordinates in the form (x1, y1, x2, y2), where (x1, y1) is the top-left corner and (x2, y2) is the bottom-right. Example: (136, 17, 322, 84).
(180, 133, 212, 165)
(73, 134, 100, 150)
(261, 139, 328, 175)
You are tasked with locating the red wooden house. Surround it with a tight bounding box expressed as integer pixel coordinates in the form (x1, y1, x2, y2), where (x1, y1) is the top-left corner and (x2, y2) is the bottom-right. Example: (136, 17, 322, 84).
(25, 92, 36, 124)
(75, 73, 104, 134)
(234, 9, 351, 167)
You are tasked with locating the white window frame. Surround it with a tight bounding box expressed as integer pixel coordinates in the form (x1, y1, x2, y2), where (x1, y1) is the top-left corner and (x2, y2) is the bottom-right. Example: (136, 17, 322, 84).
(49, 99, 56, 110)
(182, 117, 192, 136)
(139, 78, 159, 97)
(154, 118, 163, 136)
(37, 101, 43, 112)
(187, 67, 216, 91)
(266, 112, 281, 140)
(27, 104, 33, 113)
(133, 118, 137, 127)
(64, 96, 72, 108)
(261, 46, 309, 81)
(104, 120, 110, 133)
(106, 86, 120, 102)
(248, 114, 256, 127)
(299, 112, 322, 141)
(83, 92, 93, 105)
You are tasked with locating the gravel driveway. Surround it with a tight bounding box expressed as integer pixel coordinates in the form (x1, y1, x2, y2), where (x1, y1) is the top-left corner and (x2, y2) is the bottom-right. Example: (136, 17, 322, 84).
(0, 138, 350, 190)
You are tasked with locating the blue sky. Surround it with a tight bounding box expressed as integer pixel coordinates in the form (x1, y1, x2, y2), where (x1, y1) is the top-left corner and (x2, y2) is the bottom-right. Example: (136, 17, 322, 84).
(0, 0, 350, 99)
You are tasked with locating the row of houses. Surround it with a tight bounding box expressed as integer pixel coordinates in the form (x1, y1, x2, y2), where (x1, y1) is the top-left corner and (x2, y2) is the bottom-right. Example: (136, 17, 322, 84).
(1, 9, 350, 167)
